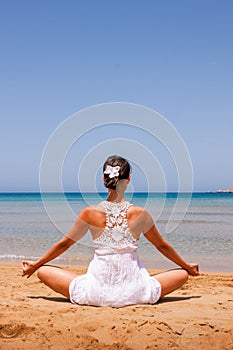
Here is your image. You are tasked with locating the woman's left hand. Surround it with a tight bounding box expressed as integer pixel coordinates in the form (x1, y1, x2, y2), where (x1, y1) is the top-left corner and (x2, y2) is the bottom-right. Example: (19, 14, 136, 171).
(21, 261, 38, 278)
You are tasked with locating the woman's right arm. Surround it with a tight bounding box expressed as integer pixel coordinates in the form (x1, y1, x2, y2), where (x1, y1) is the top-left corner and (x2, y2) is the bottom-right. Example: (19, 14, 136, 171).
(142, 210, 199, 276)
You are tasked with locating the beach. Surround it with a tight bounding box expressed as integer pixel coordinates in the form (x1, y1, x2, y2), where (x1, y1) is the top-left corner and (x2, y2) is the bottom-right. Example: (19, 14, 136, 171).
(0, 263, 232, 350)
(1, 193, 233, 348)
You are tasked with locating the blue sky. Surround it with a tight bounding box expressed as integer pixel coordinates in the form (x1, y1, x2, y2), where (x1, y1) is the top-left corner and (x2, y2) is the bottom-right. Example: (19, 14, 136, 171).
(0, 0, 232, 192)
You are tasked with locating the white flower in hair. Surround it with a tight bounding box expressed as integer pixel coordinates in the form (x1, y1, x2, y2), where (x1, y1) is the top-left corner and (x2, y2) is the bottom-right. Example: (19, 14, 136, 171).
(104, 165, 120, 178)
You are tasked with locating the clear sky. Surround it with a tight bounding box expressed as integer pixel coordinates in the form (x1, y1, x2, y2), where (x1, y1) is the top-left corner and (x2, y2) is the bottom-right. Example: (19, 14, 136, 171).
(0, 0, 232, 192)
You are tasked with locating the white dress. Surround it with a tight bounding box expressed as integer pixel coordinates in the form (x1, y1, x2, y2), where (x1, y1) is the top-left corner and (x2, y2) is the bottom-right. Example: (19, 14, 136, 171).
(69, 201, 161, 307)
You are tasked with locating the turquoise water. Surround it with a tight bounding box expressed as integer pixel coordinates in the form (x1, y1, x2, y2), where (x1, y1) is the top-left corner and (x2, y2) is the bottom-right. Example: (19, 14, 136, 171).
(0, 192, 232, 272)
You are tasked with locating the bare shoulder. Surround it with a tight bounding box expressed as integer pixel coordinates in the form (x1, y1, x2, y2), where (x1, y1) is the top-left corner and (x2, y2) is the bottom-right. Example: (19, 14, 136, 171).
(79, 204, 105, 227)
(127, 205, 154, 236)
(79, 206, 92, 220)
(80, 204, 104, 216)
(128, 205, 151, 219)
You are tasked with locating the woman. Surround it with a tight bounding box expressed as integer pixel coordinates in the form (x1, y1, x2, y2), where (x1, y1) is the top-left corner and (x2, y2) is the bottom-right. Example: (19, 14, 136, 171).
(21, 155, 199, 307)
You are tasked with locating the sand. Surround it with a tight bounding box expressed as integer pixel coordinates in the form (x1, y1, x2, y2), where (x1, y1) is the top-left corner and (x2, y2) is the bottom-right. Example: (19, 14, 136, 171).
(0, 263, 232, 350)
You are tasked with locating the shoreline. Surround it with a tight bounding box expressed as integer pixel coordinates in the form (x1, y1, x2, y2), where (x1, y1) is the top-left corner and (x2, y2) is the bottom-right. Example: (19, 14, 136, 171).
(0, 261, 233, 275)
(1, 254, 232, 273)
(0, 263, 232, 350)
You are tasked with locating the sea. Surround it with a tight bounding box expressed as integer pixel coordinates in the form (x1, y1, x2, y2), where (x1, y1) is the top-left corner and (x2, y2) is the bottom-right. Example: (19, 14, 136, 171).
(0, 192, 232, 272)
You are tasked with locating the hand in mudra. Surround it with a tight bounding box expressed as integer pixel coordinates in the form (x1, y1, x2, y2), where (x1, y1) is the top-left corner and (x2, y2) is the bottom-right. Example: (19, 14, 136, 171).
(21, 261, 38, 278)
(187, 264, 199, 276)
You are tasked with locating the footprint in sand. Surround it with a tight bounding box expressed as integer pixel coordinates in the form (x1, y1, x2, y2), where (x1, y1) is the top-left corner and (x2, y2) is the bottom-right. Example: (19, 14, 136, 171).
(0, 322, 34, 339)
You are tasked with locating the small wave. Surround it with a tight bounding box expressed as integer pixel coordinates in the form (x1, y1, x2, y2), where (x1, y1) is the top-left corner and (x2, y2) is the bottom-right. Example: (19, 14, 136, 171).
(0, 254, 40, 261)
(157, 219, 232, 225)
(0, 254, 90, 265)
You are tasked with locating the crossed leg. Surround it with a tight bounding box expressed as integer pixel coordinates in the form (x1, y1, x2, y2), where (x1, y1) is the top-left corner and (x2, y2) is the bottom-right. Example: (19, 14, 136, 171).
(153, 269, 189, 298)
(37, 266, 188, 302)
(37, 266, 78, 299)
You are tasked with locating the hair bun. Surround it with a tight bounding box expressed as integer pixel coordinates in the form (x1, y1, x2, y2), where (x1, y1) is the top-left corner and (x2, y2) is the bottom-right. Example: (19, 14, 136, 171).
(103, 155, 131, 190)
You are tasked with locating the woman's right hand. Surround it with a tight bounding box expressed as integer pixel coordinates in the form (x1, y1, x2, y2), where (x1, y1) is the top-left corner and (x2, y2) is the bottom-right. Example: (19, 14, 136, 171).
(186, 263, 199, 276)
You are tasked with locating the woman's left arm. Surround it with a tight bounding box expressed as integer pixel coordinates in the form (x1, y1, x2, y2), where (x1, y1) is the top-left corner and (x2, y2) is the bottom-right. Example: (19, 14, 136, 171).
(21, 210, 90, 278)
(21, 236, 75, 278)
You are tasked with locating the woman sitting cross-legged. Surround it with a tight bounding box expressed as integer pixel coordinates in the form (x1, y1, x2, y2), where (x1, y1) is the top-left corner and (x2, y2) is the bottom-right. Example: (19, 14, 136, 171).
(21, 155, 199, 307)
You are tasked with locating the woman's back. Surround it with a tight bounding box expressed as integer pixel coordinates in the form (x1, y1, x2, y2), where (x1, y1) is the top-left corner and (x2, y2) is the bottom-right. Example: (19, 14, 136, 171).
(93, 200, 138, 251)
(69, 200, 162, 307)
(82, 201, 150, 242)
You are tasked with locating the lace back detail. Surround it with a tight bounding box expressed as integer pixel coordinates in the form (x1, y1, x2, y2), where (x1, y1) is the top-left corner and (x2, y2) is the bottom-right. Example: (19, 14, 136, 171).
(94, 201, 137, 249)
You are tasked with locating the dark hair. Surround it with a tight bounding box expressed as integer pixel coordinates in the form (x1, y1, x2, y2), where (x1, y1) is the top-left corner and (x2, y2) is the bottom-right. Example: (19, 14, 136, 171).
(103, 155, 131, 190)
